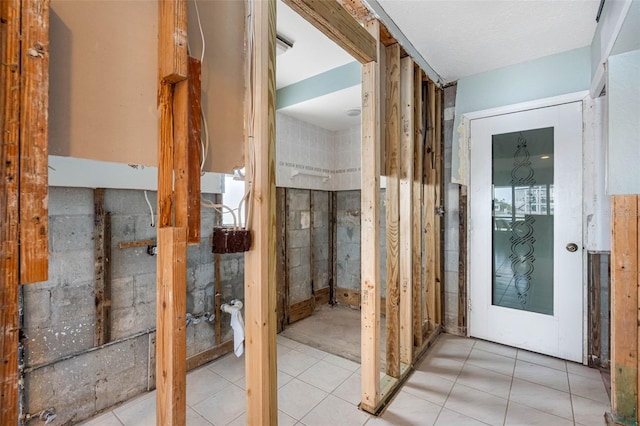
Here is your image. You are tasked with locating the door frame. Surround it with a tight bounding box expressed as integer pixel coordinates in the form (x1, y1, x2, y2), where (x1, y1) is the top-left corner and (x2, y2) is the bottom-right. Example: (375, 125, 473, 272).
(460, 90, 590, 362)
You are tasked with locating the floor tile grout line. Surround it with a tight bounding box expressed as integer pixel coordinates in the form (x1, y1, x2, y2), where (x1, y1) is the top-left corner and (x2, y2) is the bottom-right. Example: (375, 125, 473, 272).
(502, 348, 519, 426)
(566, 365, 577, 425)
(434, 338, 476, 424)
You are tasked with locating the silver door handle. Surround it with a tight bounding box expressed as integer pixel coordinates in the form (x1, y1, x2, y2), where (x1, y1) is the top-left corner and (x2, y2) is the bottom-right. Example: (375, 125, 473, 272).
(566, 243, 579, 252)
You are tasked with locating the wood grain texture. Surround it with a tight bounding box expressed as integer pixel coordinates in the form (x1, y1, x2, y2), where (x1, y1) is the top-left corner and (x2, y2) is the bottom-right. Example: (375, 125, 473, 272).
(186, 340, 233, 371)
(94, 189, 112, 346)
(610, 195, 638, 423)
(159, 0, 188, 82)
(288, 298, 314, 324)
(244, 0, 278, 423)
(360, 19, 381, 414)
(336, 287, 361, 308)
(186, 57, 201, 244)
(155, 227, 187, 426)
(434, 87, 443, 325)
(276, 187, 287, 332)
(412, 65, 424, 348)
(158, 81, 174, 228)
(214, 253, 222, 345)
(19, 0, 50, 284)
(0, 1, 21, 422)
(283, 0, 376, 64)
(399, 56, 414, 365)
(588, 253, 601, 367)
(384, 43, 401, 379)
(423, 81, 436, 328)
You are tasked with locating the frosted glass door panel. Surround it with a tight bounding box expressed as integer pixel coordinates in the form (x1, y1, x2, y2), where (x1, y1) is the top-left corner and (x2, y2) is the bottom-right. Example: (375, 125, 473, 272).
(492, 128, 554, 315)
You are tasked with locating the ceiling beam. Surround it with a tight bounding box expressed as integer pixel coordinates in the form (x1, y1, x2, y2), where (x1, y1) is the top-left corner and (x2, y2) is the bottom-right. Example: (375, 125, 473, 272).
(283, 0, 377, 64)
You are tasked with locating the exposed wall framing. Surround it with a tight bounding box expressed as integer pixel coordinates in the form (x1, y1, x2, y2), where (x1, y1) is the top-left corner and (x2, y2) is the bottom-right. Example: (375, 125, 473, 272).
(610, 195, 639, 424)
(1, 1, 50, 423)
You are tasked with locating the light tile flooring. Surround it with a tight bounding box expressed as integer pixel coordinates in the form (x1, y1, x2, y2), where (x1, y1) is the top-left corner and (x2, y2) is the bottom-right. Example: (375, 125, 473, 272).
(82, 334, 610, 426)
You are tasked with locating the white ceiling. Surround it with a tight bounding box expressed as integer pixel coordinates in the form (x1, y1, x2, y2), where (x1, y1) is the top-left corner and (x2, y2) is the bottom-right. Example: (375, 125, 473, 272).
(276, 0, 602, 131)
(374, 0, 601, 82)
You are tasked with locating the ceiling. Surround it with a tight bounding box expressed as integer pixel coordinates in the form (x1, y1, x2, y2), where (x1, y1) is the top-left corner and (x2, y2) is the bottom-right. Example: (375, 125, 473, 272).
(276, 0, 601, 131)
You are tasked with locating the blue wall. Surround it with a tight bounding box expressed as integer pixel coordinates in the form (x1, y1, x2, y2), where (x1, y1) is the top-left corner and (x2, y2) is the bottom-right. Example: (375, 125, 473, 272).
(452, 46, 591, 182)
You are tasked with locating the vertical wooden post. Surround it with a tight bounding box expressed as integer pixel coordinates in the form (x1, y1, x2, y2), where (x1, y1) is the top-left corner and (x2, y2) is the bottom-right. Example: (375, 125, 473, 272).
(360, 18, 381, 413)
(412, 66, 423, 348)
(0, 1, 21, 422)
(157, 1, 188, 425)
(19, 0, 50, 284)
(434, 87, 443, 324)
(424, 81, 437, 328)
(610, 195, 639, 423)
(244, 0, 278, 423)
(458, 185, 468, 333)
(156, 227, 188, 426)
(384, 42, 400, 379)
(398, 56, 414, 365)
(94, 189, 112, 346)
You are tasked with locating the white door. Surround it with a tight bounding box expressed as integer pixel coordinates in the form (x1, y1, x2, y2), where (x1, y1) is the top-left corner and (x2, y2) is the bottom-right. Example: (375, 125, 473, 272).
(469, 102, 583, 362)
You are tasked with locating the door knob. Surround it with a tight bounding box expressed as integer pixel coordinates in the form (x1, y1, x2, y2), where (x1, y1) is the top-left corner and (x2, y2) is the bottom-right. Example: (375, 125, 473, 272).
(566, 243, 579, 252)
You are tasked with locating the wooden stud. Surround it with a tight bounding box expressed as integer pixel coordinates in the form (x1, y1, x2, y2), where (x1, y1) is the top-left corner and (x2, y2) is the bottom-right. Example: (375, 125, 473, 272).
(384, 42, 401, 379)
(94, 189, 112, 346)
(310, 190, 316, 307)
(187, 57, 202, 244)
(19, 0, 50, 284)
(244, 0, 278, 423)
(158, 81, 174, 228)
(434, 88, 443, 325)
(610, 195, 638, 423)
(360, 18, 381, 414)
(399, 56, 414, 365)
(155, 227, 188, 426)
(412, 65, 424, 348)
(329, 191, 337, 305)
(172, 59, 201, 244)
(282, 0, 376, 64)
(458, 185, 468, 333)
(424, 81, 436, 329)
(588, 253, 602, 367)
(159, 0, 188, 83)
(0, 1, 21, 422)
(276, 187, 287, 332)
(214, 254, 222, 345)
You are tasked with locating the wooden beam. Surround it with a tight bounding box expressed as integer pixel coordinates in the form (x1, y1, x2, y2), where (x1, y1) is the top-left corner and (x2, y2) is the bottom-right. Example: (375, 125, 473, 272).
(282, 0, 376, 64)
(155, 227, 187, 426)
(412, 65, 423, 348)
(336, 0, 373, 23)
(19, 0, 50, 284)
(94, 189, 112, 346)
(384, 42, 401, 379)
(610, 195, 639, 423)
(186, 340, 233, 371)
(276, 187, 287, 332)
(0, 1, 21, 422)
(158, 0, 188, 83)
(360, 18, 381, 414)
(399, 56, 414, 365)
(244, 0, 278, 423)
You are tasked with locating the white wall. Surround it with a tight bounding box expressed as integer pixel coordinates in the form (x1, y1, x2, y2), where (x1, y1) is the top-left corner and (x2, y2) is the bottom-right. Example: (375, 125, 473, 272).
(276, 113, 362, 191)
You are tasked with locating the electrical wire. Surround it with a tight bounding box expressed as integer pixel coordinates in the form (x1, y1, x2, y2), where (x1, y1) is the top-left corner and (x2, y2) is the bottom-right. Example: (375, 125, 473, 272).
(202, 197, 238, 230)
(143, 190, 155, 227)
(193, 0, 206, 63)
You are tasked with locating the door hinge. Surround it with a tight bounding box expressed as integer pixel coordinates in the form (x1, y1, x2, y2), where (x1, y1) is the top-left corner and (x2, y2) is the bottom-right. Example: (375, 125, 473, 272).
(468, 298, 472, 312)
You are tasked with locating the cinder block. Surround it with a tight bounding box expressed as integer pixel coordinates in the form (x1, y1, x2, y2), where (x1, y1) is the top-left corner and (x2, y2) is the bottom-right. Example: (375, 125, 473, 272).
(23, 287, 52, 329)
(444, 84, 457, 109)
(288, 189, 310, 211)
(287, 229, 310, 249)
(111, 277, 135, 310)
(444, 249, 459, 273)
(48, 187, 94, 216)
(134, 273, 156, 305)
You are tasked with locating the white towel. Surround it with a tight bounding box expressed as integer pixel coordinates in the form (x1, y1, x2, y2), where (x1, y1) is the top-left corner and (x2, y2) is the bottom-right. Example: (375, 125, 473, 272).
(230, 308, 245, 357)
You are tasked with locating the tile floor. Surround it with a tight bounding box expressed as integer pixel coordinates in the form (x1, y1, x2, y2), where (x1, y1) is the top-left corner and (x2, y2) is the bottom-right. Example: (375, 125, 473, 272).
(82, 334, 610, 426)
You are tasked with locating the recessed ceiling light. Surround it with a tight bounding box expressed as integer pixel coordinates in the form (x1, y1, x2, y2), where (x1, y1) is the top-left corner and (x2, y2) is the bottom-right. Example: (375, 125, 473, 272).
(540, 155, 550, 159)
(346, 108, 361, 117)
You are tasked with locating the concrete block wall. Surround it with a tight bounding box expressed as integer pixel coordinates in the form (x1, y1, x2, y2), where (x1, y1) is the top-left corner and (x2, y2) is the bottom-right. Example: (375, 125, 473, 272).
(311, 191, 330, 292)
(442, 84, 462, 335)
(335, 190, 387, 298)
(23, 187, 242, 424)
(286, 189, 313, 304)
